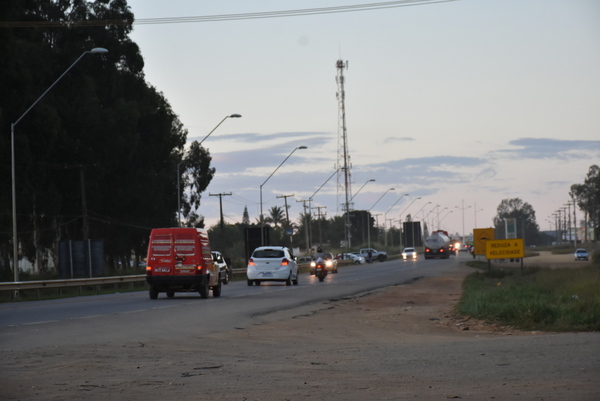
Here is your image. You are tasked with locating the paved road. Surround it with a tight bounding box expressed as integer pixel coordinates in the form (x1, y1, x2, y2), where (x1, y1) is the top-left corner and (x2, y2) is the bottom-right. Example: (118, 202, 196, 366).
(1, 253, 460, 350)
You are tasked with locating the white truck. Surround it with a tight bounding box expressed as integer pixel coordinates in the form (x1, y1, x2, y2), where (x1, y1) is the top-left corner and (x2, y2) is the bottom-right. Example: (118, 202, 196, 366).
(359, 248, 387, 263)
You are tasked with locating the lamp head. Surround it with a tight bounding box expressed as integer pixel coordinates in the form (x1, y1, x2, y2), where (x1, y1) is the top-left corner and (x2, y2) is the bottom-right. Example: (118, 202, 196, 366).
(90, 47, 108, 54)
(229, 114, 242, 118)
(298, 146, 308, 150)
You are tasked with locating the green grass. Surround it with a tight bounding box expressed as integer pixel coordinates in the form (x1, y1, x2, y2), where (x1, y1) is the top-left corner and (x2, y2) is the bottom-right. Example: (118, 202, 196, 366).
(458, 264, 600, 332)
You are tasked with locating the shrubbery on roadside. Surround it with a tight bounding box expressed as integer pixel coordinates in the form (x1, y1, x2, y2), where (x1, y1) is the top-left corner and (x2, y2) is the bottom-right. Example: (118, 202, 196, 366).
(458, 265, 600, 332)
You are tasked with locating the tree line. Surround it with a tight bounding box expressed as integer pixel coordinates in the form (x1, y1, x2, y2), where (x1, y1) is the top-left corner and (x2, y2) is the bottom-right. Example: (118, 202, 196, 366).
(0, 0, 212, 278)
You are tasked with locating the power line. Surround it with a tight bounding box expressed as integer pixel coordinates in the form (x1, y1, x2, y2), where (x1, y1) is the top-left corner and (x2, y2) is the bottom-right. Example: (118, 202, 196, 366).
(0, 0, 456, 28)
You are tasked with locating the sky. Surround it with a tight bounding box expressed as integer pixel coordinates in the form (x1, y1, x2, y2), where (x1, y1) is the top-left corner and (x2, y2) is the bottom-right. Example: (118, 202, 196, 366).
(125, 0, 600, 239)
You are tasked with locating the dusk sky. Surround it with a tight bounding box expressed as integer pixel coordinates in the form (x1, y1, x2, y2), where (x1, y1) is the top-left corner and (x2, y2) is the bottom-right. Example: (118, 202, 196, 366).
(126, 0, 600, 238)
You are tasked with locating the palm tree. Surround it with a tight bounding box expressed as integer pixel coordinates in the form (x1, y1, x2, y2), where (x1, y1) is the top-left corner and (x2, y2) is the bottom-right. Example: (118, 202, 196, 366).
(267, 206, 285, 227)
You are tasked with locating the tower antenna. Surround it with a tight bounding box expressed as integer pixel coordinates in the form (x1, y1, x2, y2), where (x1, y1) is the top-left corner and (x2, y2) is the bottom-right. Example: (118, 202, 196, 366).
(335, 59, 352, 248)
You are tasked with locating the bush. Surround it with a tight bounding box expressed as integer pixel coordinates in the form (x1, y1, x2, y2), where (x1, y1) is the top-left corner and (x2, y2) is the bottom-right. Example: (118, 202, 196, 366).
(458, 266, 600, 332)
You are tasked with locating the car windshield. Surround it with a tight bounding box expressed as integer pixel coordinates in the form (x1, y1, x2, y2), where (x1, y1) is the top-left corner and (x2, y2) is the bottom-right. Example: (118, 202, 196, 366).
(576, 249, 587, 253)
(253, 249, 285, 258)
(404, 248, 415, 252)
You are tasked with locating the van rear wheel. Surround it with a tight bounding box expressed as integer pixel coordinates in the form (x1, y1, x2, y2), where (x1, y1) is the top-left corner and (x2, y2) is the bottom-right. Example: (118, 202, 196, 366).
(199, 278, 209, 299)
(149, 286, 159, 300)
(212, 281, 222, 297)
(166, 291, 175, 298)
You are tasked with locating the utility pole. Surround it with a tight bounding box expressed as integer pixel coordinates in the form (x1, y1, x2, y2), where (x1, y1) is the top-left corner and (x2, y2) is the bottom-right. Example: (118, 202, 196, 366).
(209, 192, 232, 229)
(297, 199, 312, 254)
(277, 194, 294, 226)
(311, 206, 327, 246)
(278, 194, 294, 245)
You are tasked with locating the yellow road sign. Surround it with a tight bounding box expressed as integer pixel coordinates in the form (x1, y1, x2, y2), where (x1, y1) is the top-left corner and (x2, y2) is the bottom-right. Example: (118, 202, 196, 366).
(473, 228, 495, 255)
(485, 238, 525, 259)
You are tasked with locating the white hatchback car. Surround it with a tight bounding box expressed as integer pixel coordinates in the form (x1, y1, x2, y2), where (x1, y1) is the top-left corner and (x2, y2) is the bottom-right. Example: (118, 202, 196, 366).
(247, 246, 299, 286)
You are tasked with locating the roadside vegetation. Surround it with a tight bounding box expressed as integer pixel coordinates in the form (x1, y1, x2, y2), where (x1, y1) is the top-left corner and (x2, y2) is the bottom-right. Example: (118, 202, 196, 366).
(459, 260, 600, 332)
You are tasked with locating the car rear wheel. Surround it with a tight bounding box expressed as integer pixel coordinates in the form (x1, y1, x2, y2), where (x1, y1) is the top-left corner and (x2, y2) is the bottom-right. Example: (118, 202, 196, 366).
(285, 273, 292, 286)
(247, 279, 253, 286)
(293, 273, 299, 285)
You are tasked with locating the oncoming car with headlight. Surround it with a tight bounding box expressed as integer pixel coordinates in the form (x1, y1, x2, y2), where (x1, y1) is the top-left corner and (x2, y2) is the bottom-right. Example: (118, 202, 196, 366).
(402, 247, 418, 261)
(247, 246, 299, 286)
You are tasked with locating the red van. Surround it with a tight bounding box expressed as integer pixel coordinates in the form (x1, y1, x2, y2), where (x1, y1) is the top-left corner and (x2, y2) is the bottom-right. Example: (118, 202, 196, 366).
(145, 228, 222, 299)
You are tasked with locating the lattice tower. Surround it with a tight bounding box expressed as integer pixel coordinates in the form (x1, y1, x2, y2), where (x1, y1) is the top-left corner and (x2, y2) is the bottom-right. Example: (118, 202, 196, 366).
(335, 60, 352, 215)
(336, 59, 352, 247)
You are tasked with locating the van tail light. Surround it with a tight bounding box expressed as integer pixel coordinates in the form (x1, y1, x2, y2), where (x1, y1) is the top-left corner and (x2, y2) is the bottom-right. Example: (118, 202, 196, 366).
(146, 266, 152, 275)
(196, 265, 205, 274)
(248, 258, 255, 266)
(281, 258, 289, 266)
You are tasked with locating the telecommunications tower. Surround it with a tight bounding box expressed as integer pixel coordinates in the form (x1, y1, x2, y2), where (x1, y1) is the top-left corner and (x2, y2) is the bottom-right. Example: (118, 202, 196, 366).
(336, 59, 352, 247)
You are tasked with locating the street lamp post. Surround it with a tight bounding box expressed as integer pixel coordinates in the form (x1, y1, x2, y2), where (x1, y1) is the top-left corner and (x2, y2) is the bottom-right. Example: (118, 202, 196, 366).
(398, 197, 421, 247)
(474, 202, 484, 229)
(367, 188, 395, 249)
(439, 210, 453, 227)
(437, 206, 448, 229)
(384, 193, 409, 251)
(423, 204, 439, 235)
(307, 168, 339, 252)
(455, 199, 471, 245)
(349, 178, 375, 246)
(177, 114, 241, 227)
(260, 146, 307, 245)
(415, 201, 432, 219)
(349, 179, 375, 204)
(198, 114, 242, 145)
(11, 47, 108, 285)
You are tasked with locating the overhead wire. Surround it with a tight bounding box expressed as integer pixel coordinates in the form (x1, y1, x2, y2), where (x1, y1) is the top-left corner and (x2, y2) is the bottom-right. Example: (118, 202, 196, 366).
(0, 0, 456, 28)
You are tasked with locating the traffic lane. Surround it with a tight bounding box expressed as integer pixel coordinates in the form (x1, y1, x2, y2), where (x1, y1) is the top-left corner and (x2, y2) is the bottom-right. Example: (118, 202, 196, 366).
(0, 256, 463, 351)
(0, 253, 462, 327)
(0, 254, 460, 327)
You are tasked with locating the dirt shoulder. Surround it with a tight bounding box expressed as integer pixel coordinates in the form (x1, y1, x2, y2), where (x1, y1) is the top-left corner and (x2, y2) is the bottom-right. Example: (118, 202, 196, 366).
(3, 254, 598, 401)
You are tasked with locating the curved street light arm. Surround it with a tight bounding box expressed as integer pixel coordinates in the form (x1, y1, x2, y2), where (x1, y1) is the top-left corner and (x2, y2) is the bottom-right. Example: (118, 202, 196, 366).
(198, 113, 242, 145)
(260, 146, 307, 245)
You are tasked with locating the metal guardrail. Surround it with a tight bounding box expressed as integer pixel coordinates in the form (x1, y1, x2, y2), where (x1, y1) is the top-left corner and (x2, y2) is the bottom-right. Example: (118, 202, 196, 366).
(0, 275, 147, 292)
(0, 269, 250, 294)
(0, 263, 328, 297)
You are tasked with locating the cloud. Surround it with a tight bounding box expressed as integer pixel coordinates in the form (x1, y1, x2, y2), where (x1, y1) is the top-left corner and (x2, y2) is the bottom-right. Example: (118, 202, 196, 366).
(351, 155, 489, 188)
(383, 136, 415, 144)
(495, 138, 600, 160)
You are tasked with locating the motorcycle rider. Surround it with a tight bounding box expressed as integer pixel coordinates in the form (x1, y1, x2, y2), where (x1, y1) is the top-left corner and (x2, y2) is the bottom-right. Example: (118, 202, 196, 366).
(312, 246, 329, 281)
(313, 246, 326, 264)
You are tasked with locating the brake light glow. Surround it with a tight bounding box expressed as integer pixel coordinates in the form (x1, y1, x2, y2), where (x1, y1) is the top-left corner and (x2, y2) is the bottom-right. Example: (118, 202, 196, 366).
(248, 258, 255, 266)
(281, 258, 289, 266)
(146, 266, 152, 274)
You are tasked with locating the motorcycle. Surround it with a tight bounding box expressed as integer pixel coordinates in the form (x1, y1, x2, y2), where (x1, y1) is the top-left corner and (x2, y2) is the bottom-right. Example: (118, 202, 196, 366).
(311, 258, 331, 282)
